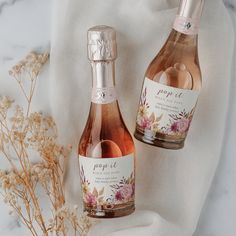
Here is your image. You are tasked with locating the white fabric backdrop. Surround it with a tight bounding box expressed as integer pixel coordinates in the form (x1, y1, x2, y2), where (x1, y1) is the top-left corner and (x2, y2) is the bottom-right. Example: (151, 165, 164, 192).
(49, 0, 234, 235)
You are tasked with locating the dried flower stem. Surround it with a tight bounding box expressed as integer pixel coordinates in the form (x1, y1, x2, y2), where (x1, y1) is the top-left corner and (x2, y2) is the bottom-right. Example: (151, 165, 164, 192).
(0, 52, 91, 236)
(0, 114, 48, 234)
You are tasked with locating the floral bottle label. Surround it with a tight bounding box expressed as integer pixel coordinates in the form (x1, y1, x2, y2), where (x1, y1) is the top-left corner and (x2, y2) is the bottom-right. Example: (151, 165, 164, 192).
(91, 87, 117, 104)
(173, 15, 199, 35)
(137, 78, 200, 137)
(79, 154, 135, 210)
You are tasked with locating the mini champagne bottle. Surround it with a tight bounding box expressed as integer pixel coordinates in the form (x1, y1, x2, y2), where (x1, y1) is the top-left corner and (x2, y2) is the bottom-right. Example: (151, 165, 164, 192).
(134, 0, 204, 149)
(78, 26, 135, 218)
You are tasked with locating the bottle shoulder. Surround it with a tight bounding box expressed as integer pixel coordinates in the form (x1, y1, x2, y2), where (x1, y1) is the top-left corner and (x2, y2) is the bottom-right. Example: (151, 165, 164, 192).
(151, 30, 201, 69)
(145, 38, 202, 91)
(79, 101, 134, 158)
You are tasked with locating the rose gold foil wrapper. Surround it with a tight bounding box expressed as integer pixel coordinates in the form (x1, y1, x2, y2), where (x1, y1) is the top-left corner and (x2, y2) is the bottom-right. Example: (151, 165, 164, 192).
(87, 25, 117, 61)
(177, 0, 205, 20)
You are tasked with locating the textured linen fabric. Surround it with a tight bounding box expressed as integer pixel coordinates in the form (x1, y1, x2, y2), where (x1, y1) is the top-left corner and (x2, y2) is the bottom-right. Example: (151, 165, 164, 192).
(49, 0, 234, 235)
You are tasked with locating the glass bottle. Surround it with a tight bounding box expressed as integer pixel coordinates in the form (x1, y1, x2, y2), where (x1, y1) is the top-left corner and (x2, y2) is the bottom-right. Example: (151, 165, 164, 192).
(134, 0, 204, 149)
(78, 26, 135, 218)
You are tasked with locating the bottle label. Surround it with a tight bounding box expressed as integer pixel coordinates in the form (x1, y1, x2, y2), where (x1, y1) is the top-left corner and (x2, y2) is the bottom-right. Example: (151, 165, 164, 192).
(91, 87, 117, 104)
(136, 78, 200, 137)
(173, 15, 199, 35)
(79, 154, 135, 210)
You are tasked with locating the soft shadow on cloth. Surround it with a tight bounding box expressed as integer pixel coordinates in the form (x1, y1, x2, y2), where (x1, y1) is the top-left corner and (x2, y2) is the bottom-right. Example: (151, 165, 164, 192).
(49, 0, 234, 235)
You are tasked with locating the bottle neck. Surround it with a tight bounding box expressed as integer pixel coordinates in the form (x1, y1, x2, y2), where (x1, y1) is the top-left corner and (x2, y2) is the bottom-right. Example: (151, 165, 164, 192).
(168, 29, 198, 47)
(173, 0, 204, 36)
(91, 61, 117, 104)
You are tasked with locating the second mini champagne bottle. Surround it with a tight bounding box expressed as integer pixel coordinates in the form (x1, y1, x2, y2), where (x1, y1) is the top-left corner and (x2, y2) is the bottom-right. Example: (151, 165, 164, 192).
(134, 0, 204, 149)
(78, 26, 135, 218)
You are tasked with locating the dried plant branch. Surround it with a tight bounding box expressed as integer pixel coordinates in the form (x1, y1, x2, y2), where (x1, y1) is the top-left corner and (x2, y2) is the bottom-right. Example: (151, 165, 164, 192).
(0, 52, 91, 236)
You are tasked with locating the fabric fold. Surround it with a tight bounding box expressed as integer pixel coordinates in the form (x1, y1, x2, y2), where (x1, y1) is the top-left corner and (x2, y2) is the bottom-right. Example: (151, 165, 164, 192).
(88, 210, 189, 236)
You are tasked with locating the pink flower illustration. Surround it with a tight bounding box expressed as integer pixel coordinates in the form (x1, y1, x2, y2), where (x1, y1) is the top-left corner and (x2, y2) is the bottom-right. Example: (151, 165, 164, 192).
(84, 193, 96, 206)
(176, 118, 190, 133)
(140, 117, 152, 129)
(121, 184, 133, 199)
(170, 118, 190, 133)
(115, 184, 133, 202)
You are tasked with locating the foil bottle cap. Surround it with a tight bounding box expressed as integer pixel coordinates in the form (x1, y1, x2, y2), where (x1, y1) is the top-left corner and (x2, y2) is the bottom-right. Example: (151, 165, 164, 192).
(177, 0, 205, 20)
(87, 25, 117, 61)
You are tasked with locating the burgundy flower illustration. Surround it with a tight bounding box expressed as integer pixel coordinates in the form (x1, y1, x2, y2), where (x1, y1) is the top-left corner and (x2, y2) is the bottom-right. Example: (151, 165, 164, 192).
(170, 122, 178, 132)
(115, 191, 123, 201)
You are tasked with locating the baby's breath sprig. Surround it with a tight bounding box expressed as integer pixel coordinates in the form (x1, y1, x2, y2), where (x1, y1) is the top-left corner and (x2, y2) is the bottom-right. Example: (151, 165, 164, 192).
(0, 52, 91, 236)
(9, 52, 49, 116)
